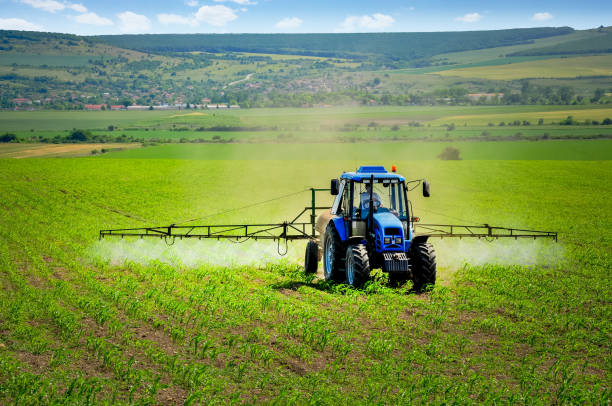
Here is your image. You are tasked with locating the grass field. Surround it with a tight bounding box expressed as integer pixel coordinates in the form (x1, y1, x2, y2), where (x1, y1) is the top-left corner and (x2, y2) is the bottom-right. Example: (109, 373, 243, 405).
(434, 55, 612, 80)
(0, 54, 95, 67)
(0, 155, 609, 404)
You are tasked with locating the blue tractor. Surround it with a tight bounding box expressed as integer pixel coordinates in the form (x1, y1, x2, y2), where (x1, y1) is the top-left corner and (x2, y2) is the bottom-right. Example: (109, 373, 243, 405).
(305, 166, 435, 290)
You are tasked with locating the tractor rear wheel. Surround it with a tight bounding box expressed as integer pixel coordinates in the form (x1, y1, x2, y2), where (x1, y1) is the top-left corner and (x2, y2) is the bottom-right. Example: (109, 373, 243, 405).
(304, 240, 319, 273)
(323, 223, 344, 282)
(345, 244, 370, 287)
(410, 242, 437, 292)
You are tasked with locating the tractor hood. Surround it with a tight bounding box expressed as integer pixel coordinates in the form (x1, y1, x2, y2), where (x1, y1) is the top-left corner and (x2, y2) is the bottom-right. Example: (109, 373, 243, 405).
(373, 211, 405, 252)
(373, 211, 403, 233)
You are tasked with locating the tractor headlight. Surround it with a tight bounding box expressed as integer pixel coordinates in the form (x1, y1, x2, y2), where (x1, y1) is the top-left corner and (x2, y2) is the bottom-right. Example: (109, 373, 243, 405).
(384, 237, 391, 244)
(395, 237, 402, 244)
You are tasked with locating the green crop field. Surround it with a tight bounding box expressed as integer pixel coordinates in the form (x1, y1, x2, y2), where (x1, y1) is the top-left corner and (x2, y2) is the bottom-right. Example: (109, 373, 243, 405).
(2, 105, 611, 132)
(434, 55, 612, 80)
(100, 140, 612, 161)
(1, 23, 611, 404)
(0, 154, 610, 404)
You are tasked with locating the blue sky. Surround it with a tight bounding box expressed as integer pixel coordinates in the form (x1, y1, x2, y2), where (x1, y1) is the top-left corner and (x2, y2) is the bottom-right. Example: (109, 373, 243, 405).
(0, 0, 609, 35)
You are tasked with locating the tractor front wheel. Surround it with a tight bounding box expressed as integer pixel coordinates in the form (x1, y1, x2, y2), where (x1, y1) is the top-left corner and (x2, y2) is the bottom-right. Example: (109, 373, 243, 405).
(345, 244, 370, 287)
(410, 242, 437, 292)
(304, 240, 319, 273)
(323, 223, 344, 282)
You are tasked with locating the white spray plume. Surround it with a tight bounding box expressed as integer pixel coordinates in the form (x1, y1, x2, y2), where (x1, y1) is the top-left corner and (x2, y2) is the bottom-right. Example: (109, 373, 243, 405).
(90, 238, 303, 268)
(90, 237, 563, 273)
(432, 238, 565, 270)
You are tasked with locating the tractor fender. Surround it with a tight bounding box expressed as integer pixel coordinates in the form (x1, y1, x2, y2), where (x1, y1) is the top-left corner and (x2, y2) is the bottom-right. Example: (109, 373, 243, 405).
(332, 217, 348, 242)
(411, 235, 430, 245)
(347, 236, 366, 245)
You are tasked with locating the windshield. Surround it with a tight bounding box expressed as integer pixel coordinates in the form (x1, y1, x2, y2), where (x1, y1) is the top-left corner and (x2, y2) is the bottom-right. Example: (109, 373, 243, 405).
(356, 180, 407, 220)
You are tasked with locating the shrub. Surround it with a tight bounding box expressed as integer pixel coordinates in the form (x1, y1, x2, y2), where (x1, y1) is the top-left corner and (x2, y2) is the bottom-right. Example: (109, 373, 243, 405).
(437, 147, 461, 160)
(538, 118, 544, 125)
(481, 131, 491, 137)
(560, 116, 575, 125)
(602, 118, 612, 125)
(67, 129, 89, 142)
(391, 125, 400, 131)
(0, 133, 17, 143)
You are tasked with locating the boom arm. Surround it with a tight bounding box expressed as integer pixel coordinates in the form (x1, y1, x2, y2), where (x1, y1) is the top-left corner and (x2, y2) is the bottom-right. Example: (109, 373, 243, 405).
(98, 188, 557, 243)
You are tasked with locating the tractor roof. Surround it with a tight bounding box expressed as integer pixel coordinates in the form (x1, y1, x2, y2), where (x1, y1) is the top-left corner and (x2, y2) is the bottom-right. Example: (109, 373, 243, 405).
(340, 166, 406, 182)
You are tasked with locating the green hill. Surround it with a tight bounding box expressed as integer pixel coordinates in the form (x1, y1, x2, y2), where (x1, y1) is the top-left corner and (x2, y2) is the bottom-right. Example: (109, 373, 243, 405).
(508, 28, 612, 56)
(91, 27, 574, 61)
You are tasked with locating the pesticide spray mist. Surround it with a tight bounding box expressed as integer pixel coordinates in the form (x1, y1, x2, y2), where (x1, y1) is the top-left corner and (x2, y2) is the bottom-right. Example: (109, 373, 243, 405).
(91, 237, 563, 274)
(90, 238, 304, 269)
(432, 238, 565, 270)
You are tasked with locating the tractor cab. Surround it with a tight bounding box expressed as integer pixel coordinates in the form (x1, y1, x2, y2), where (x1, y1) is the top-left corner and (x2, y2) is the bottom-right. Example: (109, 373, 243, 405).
(330, 166, 412, 250)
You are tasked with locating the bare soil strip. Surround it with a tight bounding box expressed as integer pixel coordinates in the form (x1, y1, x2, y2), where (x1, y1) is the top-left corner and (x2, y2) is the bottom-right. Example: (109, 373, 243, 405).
(0, 143, 141, 158)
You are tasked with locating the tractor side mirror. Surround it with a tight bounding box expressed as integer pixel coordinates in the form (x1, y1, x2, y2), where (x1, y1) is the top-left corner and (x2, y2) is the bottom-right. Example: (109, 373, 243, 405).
(330, 179, 339, 195)
(423, 180, 430, 197)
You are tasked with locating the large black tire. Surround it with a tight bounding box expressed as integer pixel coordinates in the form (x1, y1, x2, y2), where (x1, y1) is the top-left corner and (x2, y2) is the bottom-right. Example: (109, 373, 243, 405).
(323, 223, 344, 282)
(304, 240, 319, 274)
(345, 244, 370, 287)
(410, 242, 437, 292)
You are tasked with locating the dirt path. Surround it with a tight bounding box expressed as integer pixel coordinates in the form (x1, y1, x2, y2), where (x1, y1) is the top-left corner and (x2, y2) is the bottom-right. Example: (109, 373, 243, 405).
(225, 72, 254, 88)
(0, 143, 141, 158)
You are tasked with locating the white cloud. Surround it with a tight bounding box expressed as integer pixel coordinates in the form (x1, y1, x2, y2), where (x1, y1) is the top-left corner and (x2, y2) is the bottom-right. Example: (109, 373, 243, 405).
(337, 13, 395, 32)
(20, 0, 65, 13)
(69, 3, 87, 13)
(275, 17, 302, 29)
(20, 0, 88, 13)
(73, 12, 113, 26)
(186, 0, 198, 6)
(532, 12, 553, 21)
(157, 13, 197, 26)
(117, 11, 152, 33)
(455, 12, 483, 23)
(0, 17, 43, 31)
(195, 5, 237, 26)
(213, 0, 256, 4)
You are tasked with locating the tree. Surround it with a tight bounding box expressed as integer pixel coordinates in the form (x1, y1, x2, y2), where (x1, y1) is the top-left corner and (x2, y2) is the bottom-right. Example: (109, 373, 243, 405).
(593, 88, 605, 102)
(437, 147, 461, 160)
(558, 87, 574, 104)
(0, 133, 17, 142)
(68, 129, 89, 141)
